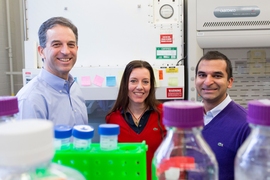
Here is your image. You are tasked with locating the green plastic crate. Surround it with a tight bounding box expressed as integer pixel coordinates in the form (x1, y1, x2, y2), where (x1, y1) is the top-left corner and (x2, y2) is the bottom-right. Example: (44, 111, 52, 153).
(52, 141, 148, 180)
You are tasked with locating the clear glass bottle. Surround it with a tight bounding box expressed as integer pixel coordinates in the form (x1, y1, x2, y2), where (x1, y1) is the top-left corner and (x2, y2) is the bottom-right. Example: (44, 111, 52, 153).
(0, 96, 18, 122)
(152, 101, 218, 180)
(0, 119, 86, 180)
(235, 99, 270, 179)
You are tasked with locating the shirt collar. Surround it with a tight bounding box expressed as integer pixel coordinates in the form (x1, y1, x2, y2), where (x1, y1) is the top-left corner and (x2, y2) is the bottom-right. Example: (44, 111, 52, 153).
(121, 106, 154, 115)
(39, 68, 75, 92)
(206, 94, 232, 118)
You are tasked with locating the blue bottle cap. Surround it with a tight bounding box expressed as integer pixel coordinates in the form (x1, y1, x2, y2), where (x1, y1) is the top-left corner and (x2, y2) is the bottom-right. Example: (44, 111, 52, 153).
(72, 125, 94, 139)
(54, 125, 72, 139)
(98, 124, 120, 136)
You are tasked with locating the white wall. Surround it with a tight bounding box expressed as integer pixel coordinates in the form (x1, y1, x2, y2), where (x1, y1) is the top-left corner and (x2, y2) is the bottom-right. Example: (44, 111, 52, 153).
(186, 0, 203, 101)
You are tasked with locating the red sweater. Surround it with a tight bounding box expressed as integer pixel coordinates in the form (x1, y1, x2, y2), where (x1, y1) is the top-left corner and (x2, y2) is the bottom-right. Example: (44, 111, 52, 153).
(106, 104, 166, 180)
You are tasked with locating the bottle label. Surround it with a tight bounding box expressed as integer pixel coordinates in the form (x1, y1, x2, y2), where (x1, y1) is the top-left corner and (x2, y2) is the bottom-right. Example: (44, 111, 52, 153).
(157, 156, 195, 176)
(73, 138, 91, 150)
(100, 135, 118, 150)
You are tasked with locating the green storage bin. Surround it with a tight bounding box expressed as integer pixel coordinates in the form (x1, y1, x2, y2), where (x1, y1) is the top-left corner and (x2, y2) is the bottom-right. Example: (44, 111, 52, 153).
(52, 141, 148, 180)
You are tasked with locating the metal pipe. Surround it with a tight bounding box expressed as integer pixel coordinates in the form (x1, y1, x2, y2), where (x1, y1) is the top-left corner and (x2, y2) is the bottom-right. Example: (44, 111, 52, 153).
(6, 72, 23, 75)
(22, 0, 27, 41)
(5, 0, 14, 96)
(20, 0, 26, 67)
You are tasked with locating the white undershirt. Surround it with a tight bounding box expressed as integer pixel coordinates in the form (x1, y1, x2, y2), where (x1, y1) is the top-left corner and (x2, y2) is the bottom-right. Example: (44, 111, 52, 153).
(204, 94, 232, 125)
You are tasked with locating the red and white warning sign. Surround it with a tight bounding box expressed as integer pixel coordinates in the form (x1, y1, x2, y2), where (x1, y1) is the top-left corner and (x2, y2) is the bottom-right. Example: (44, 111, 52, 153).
(166, 88, 183, 98)
(25, 71, 31, 77)
(160, 34, 173, 44)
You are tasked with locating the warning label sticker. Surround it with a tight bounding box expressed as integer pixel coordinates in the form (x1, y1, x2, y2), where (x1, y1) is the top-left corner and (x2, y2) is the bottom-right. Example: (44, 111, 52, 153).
(160, 34, 173, 44)
(166, 88, 183, 98)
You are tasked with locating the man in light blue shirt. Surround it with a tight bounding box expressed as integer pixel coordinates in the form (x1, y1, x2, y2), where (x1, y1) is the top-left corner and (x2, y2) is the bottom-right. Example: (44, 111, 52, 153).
(16, 17, 88, 126)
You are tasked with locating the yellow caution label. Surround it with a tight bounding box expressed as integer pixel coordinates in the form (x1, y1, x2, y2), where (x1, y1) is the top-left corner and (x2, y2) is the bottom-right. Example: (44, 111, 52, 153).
(166, 67, 178, 73)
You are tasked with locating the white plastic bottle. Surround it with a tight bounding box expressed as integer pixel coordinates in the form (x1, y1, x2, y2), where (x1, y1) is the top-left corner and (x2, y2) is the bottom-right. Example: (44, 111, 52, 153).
(0, 119, 86, 180)
(98, 124, 120, 151)
(54, 124, 72, 150)
(235, 99, 270, 179)
(72, 125, 94, 150)
(152, 101, 218, 180)
(0, 96, 18, 122)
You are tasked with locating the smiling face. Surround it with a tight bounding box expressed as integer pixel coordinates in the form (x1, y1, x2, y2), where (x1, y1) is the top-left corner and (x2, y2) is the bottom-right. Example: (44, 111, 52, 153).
(128, 67, 151, 106)
(195, 59, 233, 109)
(38, 25, 78, 80)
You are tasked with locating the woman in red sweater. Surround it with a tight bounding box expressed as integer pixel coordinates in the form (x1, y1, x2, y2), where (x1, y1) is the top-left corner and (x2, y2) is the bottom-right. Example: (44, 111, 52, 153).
(106, 60, 166, 180)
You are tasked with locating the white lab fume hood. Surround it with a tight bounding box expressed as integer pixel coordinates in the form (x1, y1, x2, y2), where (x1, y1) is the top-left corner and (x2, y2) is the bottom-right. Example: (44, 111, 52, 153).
(23, 0, 185, 101)
(23, 0, 186, 142)
(196, 0, 270, 48)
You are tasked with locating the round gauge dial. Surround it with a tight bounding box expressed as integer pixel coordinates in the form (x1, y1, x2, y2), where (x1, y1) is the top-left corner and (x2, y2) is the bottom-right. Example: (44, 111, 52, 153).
(159, 4, 174, 19)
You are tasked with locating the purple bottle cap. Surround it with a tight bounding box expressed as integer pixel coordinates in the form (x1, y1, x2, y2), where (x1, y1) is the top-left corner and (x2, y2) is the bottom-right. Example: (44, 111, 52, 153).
(0, 96, 18, 116)
(163, 101, 204, 128)
(247, 99, 270, 126)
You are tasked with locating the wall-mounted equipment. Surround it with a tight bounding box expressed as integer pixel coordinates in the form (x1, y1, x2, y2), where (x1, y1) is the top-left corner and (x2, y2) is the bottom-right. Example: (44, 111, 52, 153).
(196, 0, 270, 48)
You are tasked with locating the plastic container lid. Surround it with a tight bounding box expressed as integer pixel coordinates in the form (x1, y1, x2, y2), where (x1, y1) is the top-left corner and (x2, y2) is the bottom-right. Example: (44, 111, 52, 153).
(98, 124, 120, 136)
(72, 125, 94, 139)
(163, 100, 204, 128)
(247, 99, 270, 126)
(0, 96, 18, 116)
(0, 119, 54, 167)
(54, 125, 72, 139)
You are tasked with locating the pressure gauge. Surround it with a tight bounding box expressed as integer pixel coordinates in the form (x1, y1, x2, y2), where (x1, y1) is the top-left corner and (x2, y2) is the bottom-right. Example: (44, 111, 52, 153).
(159, 4, 174, 19)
